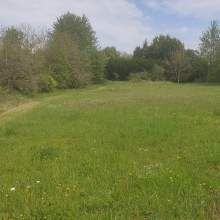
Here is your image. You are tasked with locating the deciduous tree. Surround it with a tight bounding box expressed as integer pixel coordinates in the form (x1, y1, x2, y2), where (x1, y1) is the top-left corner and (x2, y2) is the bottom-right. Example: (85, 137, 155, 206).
(199, 20, 220, 65)
(53, 12, 106, 83)
(43, 31, 92, 89)
(0, 24, 44, 93)
(149, 35, 184, 60)
(165, 50, 192, 83)
(53, 12, 98, 53)
(198, 20, 220, 82)
(102, 46, 120, 59)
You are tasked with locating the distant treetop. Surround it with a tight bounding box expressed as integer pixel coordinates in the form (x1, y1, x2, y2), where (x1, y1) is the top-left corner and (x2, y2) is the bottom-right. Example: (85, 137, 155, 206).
(53, 11, 99, 53)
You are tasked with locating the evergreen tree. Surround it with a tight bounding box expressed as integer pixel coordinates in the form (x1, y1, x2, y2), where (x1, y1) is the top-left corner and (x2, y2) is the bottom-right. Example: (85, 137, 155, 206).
(142, 39, 149, 59)
(133, 46, 142, 58)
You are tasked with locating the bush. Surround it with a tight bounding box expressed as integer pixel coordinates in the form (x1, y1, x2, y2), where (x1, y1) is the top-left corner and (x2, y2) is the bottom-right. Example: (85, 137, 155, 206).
(150, 64, 165, 81)
(38, 74, 58, 93)
(66, 71, 92, 88)
(113, 72, 120, 81)
(128, 72, 150, 82)
(207, 66, 220, 83)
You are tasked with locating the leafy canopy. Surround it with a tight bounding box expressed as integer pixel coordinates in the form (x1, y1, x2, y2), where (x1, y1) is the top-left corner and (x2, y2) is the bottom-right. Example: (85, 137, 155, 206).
(133, 35, 184, 60)
(199, 20, 220, 64)
(102, 46, 120, 59)
(53, 12, 98, 53)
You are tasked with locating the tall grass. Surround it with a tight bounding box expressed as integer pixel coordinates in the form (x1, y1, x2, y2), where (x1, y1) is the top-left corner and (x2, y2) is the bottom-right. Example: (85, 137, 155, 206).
(0, 87, 31, 114)
(1, 81, 220, 219)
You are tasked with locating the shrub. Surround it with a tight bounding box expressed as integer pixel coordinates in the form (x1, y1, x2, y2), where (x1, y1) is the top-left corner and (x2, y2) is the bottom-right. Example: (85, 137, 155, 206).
(38, 74, 58, 93)
(113, 72, 120, 81)
(66, 71, 92, 88)
(150, 64, 165, 81)
(128, 72, 150, 82)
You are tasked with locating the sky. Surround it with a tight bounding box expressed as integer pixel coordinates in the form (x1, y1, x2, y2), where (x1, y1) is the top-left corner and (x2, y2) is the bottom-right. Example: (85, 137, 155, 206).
(0, 0, 220, 54)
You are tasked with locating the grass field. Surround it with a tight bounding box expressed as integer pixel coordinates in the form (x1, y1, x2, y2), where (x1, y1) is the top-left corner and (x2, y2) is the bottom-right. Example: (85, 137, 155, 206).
(0, 81, 220, 219)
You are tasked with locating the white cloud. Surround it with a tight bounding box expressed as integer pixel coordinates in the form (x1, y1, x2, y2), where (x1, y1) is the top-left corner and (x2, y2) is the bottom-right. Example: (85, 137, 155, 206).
(0, 0, 210, 53)
(66, 0, 153, 52)
(0, 0, 154, 53)
(162, 26, 190, 36)
(144, 1, 161, 10)
(163, 0, 220, 18)
(179, 27, 189, 33)
(145, 0, 220, 19)
(158, 26, 201, 50)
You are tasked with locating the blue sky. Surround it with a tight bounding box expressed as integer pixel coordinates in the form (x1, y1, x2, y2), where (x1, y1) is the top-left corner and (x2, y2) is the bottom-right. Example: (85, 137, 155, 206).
(0, 0, 219, 53)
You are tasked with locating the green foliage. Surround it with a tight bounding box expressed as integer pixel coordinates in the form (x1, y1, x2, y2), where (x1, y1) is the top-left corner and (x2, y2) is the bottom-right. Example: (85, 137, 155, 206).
(113, 72, 120, 81)
(102, 46, 120, 59)
(150, 64, 165, 81)
(133, 35, 184, 60)
(149, 35, 185, 60)
(52, 12, 105, 84)
(133, 46, 142, 58)
(199, 20, 220, 82)
(0, 25, 40, 94)
(3, 16, 220, 95)
(52, 12, 98, 53)
(165, 50, 192, 83)
(44, 32, 92, 89)
(191, 56, 209, 82)
(105, 57, 162, 81)
(199, 20, 220, 64)
(208, 65, 220, 82)
(128, 64, 164, 83)
(128, 71, 150, 82)
(38, 74, 58, 93)
(0, 13, 105, 95)
(89, 50, 107, 83)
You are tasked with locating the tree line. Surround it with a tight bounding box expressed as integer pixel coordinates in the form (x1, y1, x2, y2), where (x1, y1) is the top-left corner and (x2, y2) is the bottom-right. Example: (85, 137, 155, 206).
(103, 21, 220, 84)
(0, 12, 220, 95)
(0, 12, 106, 94)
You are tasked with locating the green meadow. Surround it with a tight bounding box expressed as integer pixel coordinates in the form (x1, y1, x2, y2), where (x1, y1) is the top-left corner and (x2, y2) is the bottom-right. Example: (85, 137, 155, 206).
(0, 81, 220, 219)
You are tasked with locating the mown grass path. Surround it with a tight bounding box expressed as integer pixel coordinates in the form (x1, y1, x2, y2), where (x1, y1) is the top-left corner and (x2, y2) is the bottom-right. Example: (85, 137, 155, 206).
(1, 81, 220, 219)
(0, 101, 39, 121)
